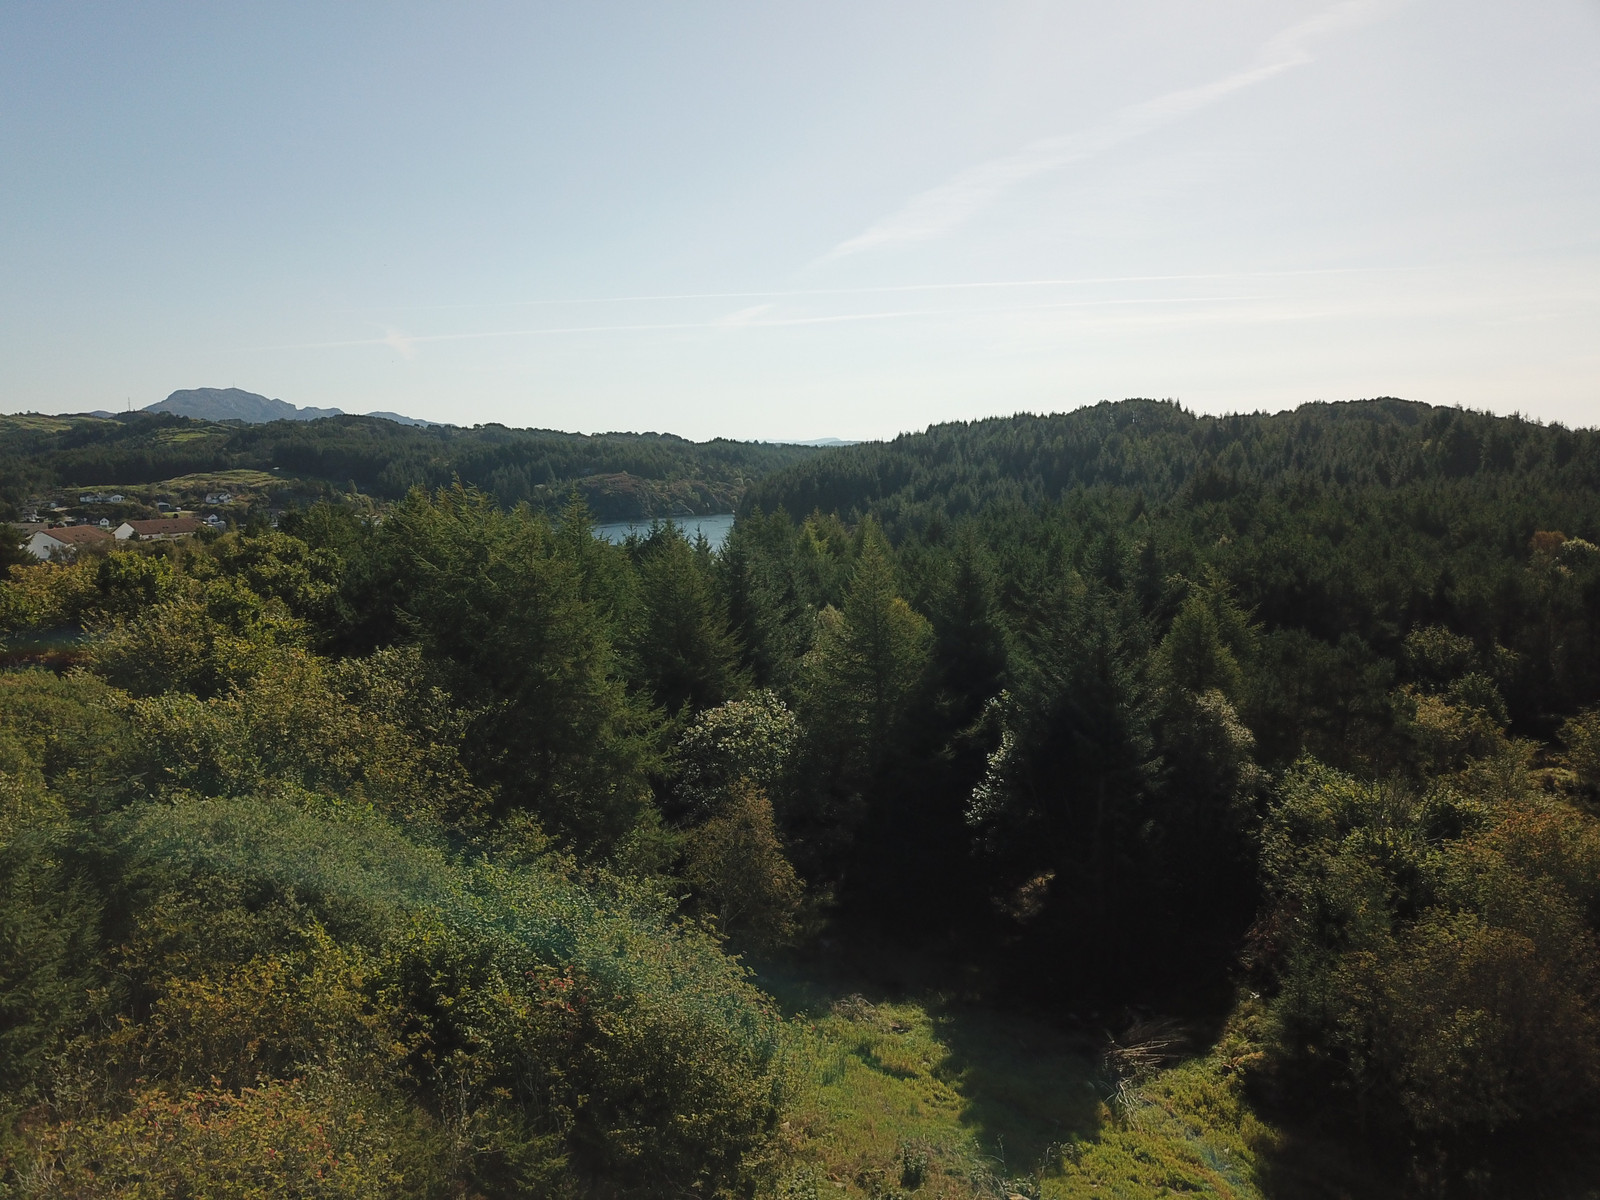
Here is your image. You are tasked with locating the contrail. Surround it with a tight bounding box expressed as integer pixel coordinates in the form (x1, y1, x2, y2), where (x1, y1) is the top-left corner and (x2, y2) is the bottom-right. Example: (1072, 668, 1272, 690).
(815, 0, 1394, 264)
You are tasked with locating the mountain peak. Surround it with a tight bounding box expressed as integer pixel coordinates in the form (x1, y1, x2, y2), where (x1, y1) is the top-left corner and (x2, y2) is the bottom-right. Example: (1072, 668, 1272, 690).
(145, 387, 343, 423)
(141, 388, 433, 426)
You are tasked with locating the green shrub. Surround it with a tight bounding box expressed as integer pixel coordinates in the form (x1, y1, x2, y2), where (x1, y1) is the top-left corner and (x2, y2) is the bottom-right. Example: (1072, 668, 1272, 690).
(683, 785, 804, 948)
(1261, 758, 1600, 1135)
(89, 794, 787, 1196)
(15, 1080, 413, 1200)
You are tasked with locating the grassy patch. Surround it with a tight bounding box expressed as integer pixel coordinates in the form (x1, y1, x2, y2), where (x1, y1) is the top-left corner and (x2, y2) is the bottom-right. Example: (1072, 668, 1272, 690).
(0, 414, 111, 433)
(66, 471, 291, 503)
(759, 961, 1286, 1200)
(153, 469, 284, 492)
(1052, 1057, 1269, 1199)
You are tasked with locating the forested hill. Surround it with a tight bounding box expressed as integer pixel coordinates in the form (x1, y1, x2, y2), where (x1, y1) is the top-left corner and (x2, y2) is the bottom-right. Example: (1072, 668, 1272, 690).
(745, 396, 1600, 741)
(0, 411, 817, 520)
(743, 397, 1600, 529)
(5, 395, 1600, 1194)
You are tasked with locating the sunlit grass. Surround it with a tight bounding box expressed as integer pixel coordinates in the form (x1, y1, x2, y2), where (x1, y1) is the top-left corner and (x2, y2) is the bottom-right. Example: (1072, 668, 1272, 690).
(759, 961, 1282, 1200)
(155, 469, 282, 490)
(157, 428, 221, 444)
(56, 470, 287, 501)
(0, 414, 107, 432)
(1050, 1057, 1269, 1200)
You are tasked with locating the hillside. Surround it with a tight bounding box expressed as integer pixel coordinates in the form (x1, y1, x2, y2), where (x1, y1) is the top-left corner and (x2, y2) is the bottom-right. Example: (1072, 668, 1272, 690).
(743, 398, 1600, 530)
(3, 397, 1600, 1197)
(0, 410, 820, 521)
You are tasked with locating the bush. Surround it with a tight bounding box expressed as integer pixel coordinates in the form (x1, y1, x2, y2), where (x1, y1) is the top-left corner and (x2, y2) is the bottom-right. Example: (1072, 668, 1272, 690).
(683, 785, 804, 948)
(14, 1080, 412, 1200)
(674, 691, 799, 819)
(1260, 758, 1600, 1136)
(1566, 708, 1600, 794)
(86, 795, 788, 1196)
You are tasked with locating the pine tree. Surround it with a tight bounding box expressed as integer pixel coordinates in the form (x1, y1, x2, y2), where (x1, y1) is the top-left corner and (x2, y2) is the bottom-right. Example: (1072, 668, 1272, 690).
(633, 524, 746, 715)
(798, 519, 932, 773)
(0, 527, 30, 580)
(788, 520, 933, 881)
(381, 485, 658, 854)
(967, 581, 1159, 993)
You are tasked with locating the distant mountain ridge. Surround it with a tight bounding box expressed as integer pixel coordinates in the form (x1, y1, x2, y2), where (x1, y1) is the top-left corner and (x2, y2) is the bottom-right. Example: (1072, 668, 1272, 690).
(143, 387, 433, 426)
(146, 388, 341, 422)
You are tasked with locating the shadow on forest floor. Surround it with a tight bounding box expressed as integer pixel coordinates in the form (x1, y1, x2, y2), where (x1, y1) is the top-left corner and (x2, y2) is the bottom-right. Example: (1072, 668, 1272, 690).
(744, 944, 1536, 1199)
(750, 949, 1316, 1199)
(751, 951, 1102, 1195)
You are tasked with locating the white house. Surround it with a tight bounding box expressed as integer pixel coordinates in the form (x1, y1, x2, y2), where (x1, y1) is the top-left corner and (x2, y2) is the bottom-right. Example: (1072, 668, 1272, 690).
(26, 525, 113, 560)
(113, 517, 205, 541)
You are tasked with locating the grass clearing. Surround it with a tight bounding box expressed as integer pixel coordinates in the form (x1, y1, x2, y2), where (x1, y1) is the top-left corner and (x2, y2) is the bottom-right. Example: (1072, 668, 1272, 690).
(65, 471, 290, 503)
(759, 958, 1288, 1200)
(154, 469, 284, 492)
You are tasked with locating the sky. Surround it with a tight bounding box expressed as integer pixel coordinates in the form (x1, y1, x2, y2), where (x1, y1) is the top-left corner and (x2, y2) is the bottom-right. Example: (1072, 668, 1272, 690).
(2, 0, 1596, 441)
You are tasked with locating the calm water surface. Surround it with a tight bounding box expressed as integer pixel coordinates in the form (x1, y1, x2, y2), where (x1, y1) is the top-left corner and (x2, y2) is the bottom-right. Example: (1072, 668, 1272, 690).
(593, 513, 734, 548)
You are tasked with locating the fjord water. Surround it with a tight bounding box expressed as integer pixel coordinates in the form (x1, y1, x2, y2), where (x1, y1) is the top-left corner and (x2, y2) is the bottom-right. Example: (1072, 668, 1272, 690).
(594, 513, 734, 548)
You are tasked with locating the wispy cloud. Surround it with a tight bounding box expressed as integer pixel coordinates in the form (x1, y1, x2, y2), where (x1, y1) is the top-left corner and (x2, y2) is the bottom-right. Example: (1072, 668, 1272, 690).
(816, 0, 1392, 264)
(381, 329, 417, 359)
(330, 265, 1428, 315)
(255, 265, 1439, 355)
(251, 294, 1270, 354)
(713, 303, 776, 327)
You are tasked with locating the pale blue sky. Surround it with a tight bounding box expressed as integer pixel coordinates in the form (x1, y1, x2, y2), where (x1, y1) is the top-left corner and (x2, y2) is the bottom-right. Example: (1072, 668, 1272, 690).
(3, 1, 1596, 438)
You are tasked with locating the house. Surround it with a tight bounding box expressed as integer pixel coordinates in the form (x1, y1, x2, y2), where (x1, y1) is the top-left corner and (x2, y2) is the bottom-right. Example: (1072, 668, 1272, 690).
(204, 492, 233, 506)
(26, 525, 114, 560)
(113, 517, 205, 542)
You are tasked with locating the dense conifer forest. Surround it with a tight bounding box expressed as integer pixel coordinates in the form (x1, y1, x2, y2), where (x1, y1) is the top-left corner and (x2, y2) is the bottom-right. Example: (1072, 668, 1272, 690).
(2, 397, 1599, 1197)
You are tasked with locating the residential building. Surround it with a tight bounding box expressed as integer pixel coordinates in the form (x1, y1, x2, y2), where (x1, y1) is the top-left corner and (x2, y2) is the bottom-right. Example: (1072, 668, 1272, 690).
(26, 525, 114, 560)
(113, 517, 205, 541)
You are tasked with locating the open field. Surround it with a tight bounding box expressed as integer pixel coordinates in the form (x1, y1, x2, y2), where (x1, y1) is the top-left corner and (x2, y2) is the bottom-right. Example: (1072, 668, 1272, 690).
(148, 469, 290, 494)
